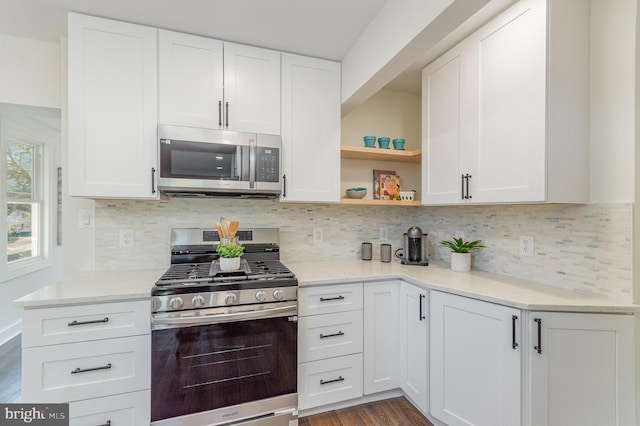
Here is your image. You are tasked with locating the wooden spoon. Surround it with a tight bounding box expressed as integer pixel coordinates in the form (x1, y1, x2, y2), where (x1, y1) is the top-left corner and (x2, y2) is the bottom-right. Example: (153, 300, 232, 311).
(215, 222, 225, 238)
(228, 220, 239, 238)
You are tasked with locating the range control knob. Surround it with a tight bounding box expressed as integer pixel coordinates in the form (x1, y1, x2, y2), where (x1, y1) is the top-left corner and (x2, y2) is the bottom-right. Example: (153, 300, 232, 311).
(273, 289, 285, 301)
(169, 297, 184, 310)
(255, 290, 267, 302)
(225, 293, 238, 305)
(151, 297, 161, 312)
(192, 295, 205, 308)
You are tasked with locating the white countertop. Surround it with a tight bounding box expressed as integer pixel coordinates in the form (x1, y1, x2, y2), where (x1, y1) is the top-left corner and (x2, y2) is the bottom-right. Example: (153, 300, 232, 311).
(13, 260, 639, 313)
(13, 268, 165, 308)
(287, 259, 640, 313)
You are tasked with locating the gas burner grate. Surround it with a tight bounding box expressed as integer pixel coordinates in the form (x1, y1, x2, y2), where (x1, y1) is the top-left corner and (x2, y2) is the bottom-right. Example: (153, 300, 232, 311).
(157, 263, 212, 283)
(247, 260, 294, 276)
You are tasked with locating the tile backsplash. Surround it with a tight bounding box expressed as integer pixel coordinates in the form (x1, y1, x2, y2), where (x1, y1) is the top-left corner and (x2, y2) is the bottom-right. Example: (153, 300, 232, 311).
(95, 199, 632, 302)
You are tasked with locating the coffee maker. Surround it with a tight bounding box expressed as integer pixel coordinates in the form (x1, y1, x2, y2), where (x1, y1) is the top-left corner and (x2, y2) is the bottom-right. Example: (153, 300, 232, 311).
(397, 226, 429, 266)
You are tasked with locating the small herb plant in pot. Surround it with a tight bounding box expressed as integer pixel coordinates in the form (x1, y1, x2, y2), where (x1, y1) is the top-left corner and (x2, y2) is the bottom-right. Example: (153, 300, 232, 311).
(216, 237, 244, 271)
(440, 237, 485, 272)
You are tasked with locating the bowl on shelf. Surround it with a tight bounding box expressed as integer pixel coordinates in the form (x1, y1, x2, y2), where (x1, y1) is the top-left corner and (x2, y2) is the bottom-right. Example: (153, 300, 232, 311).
(345, 187, 367, 199)
(393, 138, 405, 150)
(363, 136, 376, 148)
(377, 137, 390, 149)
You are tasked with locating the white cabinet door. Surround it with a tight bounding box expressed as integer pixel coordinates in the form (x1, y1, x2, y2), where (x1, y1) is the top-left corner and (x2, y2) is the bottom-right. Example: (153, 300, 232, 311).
(400, 283, 428, 414)
(528, 312, 635, 426)
(158, 30, 224, 128)
(421, 41, 470, 205)
(430, 291, 521, 426)
(68, 13, 158, 199)
(224, 42, 280, 135)
(281, 53, 340, 203)
(467, 0, 546, 203)
(363, 281, 400, 395)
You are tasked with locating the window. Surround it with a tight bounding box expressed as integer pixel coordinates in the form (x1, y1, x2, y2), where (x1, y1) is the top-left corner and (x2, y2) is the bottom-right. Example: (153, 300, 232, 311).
(1, 104, 60, 281)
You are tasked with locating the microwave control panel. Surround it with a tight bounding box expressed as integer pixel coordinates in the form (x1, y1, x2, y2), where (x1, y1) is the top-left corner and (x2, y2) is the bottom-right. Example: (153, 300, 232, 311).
(256, 147, 280, 182)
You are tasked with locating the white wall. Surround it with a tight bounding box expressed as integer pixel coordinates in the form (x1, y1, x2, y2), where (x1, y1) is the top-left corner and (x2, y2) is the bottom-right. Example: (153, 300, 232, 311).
(589, 0, 637, 203)
(0, 34, 63, 343)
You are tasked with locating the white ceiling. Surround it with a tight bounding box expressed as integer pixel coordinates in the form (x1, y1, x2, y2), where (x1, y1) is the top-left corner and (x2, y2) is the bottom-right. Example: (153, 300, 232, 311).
(0, 0, 387, 62)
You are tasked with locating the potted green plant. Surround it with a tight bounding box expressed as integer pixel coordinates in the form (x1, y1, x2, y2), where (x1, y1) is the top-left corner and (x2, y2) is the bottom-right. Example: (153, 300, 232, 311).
(440, 237, 485, 272)
(216, 237, 244, 271)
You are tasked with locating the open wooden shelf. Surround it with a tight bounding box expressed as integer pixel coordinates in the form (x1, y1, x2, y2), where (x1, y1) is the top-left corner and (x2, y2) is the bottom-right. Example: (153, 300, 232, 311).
(340, 198, 422, 206)
(340, 145, 421, 163)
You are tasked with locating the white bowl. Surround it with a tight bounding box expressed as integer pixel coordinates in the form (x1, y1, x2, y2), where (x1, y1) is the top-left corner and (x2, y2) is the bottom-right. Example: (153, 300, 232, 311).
(346, 188, 367, 199)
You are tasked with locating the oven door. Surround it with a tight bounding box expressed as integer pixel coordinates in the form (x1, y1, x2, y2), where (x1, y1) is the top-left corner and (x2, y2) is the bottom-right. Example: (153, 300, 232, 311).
(151, 303, 297, 425)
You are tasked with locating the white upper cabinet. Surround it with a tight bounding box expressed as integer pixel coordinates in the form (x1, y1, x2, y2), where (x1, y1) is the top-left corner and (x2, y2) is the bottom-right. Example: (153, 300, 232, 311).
(158, 30, 223, 129)
(68, 13, 159, 199)
(422, 0, 589, 205)
(281, 53, 341, 203)
(159, 32, 281, 135)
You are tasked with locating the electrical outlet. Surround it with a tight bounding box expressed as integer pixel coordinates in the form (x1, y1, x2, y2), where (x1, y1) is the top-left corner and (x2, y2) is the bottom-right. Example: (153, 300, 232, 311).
(519, 235, 534, 256)
(313, 228, 323, 245)
(380, 226, 389, 242)
(455, 230, 465, 239)
(119, 229, 134, 248)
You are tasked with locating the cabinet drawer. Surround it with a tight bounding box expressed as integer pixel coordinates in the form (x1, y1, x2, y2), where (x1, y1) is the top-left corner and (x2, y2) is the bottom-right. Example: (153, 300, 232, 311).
(22, 300, 150, 348)
(298, 353, 363, 410)
(22, 335, 151, 403)
(299, 283, 363, 316)
(299, 310, 363, 362)
(70, 390, 150, 425)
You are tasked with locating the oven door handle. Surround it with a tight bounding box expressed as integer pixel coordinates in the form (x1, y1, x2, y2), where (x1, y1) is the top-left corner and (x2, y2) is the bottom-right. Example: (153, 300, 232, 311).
(152, 304, 297, 328)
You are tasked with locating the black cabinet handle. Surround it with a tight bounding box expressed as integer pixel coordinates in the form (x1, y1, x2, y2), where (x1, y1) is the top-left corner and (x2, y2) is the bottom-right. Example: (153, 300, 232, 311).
(512, 315, 518, 349)
(320, 295, 345, 302)
(461, 174, 465, 200)
(466, 174, 472, 199)
(282, 174, 287, 198)
(534, 318, 542, 354)
(71, 363, 112, 375)
(320, 376, 345, 385)
(218, 100, 222, 126)
(225, 102, 229, 127)
(98, 421, 111, 426)
(320, 331, 344, 339)
(419, 294, 426, 321)
(68, 317, 109, 327)
(151, 168, 156, 194)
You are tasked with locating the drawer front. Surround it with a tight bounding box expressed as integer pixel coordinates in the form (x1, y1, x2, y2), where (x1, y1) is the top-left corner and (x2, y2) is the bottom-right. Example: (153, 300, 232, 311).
(299, 283, 363, 316)
(22, 335, 151, 403)
(22, 300, 150, 348)
(298, 353, 364, 410)
(70, 390, 150, 425)
(299, 310, 363, 362)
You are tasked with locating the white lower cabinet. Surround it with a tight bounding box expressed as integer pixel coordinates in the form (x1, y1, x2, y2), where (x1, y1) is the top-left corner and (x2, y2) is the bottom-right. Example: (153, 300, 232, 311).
(21, 300, 151, 423)
(528, 311, 635, 426)
(363, 281, 400, 395)
(400, 283, 429, 414)
(298, 283, 364, 410)
(430, 291, 521, 426)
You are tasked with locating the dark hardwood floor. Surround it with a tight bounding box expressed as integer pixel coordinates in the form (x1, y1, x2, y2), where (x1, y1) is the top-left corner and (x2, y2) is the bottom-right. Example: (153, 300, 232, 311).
(299, 397, 434, 426)
(1, 337, 430, 425)
(0, 334, 21, 403)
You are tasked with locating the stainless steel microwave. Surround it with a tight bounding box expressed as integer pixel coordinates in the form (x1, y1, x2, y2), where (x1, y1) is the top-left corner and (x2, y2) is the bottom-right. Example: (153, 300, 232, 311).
(158, 125, 281, 198)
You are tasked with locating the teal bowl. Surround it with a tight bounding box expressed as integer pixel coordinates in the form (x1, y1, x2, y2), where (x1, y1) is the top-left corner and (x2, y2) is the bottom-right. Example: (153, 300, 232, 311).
(363, 136, 376, 148)
(378, 137, 390, 149)
(346, 187, 367, 199)
(393, 138, 405, 150)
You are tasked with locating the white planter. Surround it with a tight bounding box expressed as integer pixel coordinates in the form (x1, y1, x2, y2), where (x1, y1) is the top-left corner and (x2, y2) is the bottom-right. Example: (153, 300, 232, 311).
(219, 257, 241, 271)
(450, 252, 471, 272)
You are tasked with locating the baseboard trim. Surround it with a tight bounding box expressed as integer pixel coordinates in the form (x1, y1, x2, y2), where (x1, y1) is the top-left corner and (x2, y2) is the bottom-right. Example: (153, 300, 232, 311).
(0, 320, 22, 346)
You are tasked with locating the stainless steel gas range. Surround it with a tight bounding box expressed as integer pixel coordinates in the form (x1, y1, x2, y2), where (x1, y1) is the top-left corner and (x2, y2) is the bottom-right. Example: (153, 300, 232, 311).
(150, 228, 298, 426)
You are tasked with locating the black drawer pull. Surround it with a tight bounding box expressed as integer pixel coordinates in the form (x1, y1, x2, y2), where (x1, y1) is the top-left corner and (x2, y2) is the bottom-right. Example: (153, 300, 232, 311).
(319, 295, 345, 302)
(320, 376, 345, 385)
(534, 318, 542, 354)
(68, 317, 109, 327)
(512, 315, 518, 349)
(320, 331, 344, 339)
(71, 363, 112, 375)
(98, 421, 111, 426)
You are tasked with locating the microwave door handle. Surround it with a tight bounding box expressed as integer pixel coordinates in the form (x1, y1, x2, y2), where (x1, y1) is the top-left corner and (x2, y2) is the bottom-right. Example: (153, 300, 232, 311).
(249, 138, 256, 189)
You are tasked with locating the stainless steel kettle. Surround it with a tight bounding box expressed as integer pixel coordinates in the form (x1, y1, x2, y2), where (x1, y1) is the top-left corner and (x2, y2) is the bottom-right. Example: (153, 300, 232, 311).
(395, 226, 429, 266)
